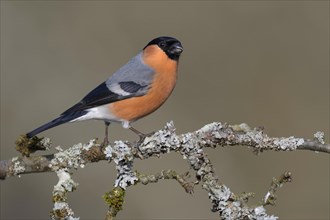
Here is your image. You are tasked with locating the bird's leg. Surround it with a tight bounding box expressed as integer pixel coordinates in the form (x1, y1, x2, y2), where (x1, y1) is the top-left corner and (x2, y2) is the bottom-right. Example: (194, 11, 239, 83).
(102, 121, 111, 146)
(129, 126, 155, 143)
(129, 126, 145, 137)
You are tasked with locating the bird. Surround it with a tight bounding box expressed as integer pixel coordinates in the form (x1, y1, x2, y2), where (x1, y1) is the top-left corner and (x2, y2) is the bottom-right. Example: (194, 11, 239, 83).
(26, 36, 183, 145)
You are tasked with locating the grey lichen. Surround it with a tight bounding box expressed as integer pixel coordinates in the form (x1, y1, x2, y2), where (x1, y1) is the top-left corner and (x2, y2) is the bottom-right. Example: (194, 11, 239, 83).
(230, 123, 252, 132)
(5, 121, 328, 219)
(39, 137, 52, 150)
(139, 121, 180, 156)
(314, 131, 325, 144)
(11, 157, 25, 176)
(50, 141, 94, 170)
(251, 206, 277, 220)
(49, 141, 95, 220)
(51, 168, 79, 220)
(136, 169, 195, 193)
(105, 141, 137, 189)
(82, 139, 97, 151)
(54, 168, 78, 192)
(273, 136, 304, 151)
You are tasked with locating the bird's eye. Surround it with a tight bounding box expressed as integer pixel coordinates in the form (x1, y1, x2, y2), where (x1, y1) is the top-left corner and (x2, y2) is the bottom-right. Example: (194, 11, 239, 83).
(159, 41, 166, 48)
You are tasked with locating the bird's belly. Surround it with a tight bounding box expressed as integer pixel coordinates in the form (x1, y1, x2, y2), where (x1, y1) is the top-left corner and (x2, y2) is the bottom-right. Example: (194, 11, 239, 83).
(109, 75, 176, 122)
(109, 90, 169, 122)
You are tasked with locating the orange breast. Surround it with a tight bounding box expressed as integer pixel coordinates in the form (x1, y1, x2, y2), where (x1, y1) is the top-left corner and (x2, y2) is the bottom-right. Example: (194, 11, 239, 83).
(109, 45, 178, 121)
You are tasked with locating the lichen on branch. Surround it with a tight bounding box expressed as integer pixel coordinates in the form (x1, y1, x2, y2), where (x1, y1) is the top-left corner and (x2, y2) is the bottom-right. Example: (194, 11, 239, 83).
(1, 121, 328, 219)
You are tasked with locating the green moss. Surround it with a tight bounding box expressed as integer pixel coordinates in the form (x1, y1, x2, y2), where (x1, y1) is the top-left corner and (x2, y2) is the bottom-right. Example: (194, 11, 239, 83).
(15, 134, 45, 157)
(50, 208, 69, 219)
(52, 192, 67, 203)
(103, 187, 126, 216)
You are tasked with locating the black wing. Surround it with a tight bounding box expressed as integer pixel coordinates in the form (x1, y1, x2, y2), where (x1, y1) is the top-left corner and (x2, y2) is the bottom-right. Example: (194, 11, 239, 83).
(61, 81, 148, 115)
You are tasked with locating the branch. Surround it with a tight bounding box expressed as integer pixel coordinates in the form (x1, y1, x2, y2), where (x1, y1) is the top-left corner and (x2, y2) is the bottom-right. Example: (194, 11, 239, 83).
(136, 169, 196, 193)
(1, 122, 328, 219)
(263, 171, 292, 206)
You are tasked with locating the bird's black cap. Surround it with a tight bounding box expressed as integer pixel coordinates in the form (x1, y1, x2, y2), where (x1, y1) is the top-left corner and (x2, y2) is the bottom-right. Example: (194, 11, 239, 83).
(144, 36, 183, 61)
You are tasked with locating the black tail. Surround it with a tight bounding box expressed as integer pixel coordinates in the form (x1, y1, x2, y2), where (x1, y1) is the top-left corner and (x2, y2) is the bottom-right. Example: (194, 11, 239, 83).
(26, 111, 88, 138)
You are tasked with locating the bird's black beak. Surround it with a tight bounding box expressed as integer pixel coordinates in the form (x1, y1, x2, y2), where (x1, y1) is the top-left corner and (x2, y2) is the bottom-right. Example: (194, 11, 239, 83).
(170, 42, 184, 55)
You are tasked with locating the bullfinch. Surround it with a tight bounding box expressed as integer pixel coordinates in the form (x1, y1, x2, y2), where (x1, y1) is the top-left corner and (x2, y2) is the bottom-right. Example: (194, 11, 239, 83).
(26, 36, 183, 144)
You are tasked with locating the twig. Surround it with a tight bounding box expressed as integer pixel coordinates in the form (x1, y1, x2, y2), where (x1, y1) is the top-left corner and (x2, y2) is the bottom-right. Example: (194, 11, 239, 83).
(103, 187, 125, 220)
(263, 171, 292, 206)
(137, 169, 196, 193)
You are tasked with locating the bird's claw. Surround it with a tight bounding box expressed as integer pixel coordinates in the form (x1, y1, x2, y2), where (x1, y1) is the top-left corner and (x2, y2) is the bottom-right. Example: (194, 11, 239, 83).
(136, 131, 155, 145)
(101, 137, 110, 147)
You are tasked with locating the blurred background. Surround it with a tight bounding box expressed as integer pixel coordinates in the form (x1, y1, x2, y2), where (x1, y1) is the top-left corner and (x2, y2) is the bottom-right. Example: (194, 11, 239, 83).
(1, 1, 329, 219)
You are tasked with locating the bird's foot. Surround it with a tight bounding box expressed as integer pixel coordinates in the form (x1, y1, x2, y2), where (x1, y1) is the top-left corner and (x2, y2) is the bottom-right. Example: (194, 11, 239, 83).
(129, 127, 155, 145)
(136, 131, 155, 145)
(101, 137, 110, 147)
